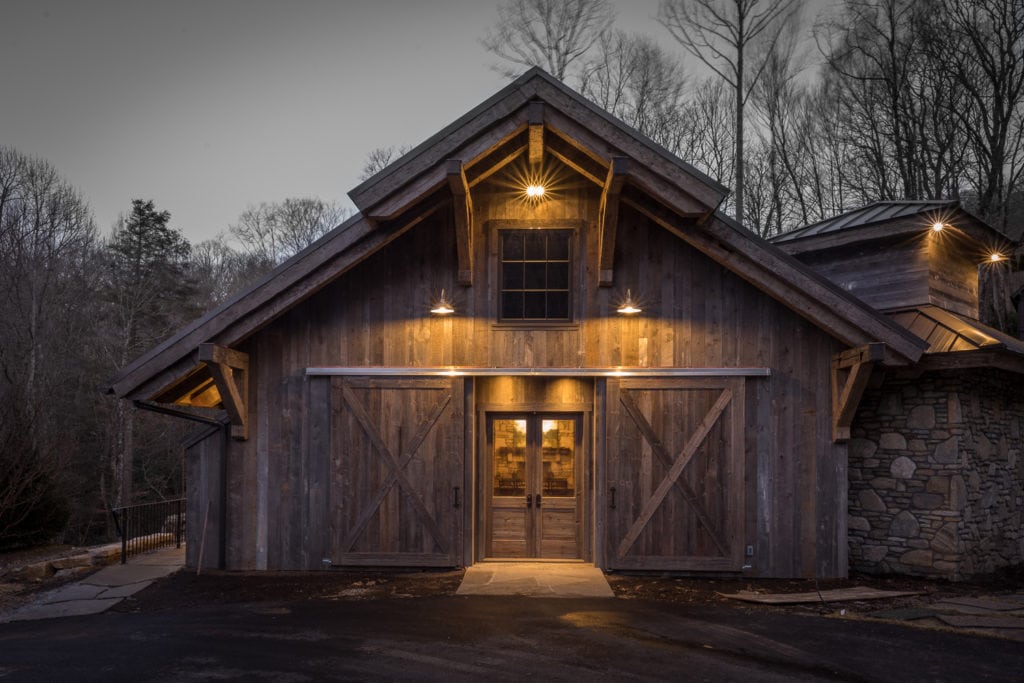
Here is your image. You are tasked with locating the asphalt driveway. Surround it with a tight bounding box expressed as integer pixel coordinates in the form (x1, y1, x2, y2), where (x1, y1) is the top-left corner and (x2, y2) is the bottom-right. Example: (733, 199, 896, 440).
(1, 595, 1020, 681)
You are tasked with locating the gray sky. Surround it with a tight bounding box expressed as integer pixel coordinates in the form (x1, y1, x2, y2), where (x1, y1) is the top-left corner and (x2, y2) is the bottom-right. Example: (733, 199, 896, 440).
(3, 0, 676, 243)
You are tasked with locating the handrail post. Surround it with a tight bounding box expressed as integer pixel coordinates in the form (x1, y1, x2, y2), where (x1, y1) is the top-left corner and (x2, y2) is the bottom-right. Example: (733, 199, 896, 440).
(120, 507, 128, 564)
(175, 499, 183, 548)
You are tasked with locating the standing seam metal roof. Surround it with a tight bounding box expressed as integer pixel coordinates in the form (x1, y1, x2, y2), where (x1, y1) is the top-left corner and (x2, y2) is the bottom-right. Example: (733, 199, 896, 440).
(773, 200, 961, 243)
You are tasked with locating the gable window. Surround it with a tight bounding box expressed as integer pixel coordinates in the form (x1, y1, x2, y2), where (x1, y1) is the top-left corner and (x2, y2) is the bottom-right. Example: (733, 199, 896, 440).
(499, 229, 572, 321)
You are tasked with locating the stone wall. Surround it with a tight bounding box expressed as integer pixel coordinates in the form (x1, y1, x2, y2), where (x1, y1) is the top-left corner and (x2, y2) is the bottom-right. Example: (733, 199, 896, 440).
(848, 368, 1024, 580)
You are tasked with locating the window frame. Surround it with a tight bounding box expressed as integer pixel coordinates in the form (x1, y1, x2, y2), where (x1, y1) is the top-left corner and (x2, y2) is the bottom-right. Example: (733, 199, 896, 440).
(487, 219, 584, 330)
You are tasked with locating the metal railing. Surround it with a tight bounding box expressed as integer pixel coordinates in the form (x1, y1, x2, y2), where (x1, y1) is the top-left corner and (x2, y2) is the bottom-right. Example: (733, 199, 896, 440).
(111, 498, 185, 564)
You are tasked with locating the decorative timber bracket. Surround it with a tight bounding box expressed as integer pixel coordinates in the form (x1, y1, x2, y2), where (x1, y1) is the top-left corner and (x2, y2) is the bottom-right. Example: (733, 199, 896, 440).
(198, 343, 249, 441)
(599, 157, 628, 287)
(831, 342, 885, 443)
(446, 159, 473, 286)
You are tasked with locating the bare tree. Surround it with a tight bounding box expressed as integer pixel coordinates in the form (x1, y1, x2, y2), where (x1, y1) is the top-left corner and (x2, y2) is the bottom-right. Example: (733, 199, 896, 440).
(0, 147, 98, 545)
(578, 31, 689, 150)
(230, 197, 349, 265)
(673, 79, 737, 200)
(819, 0, 967, 205)
(934, 0, 1024, 230)
(658, 0, 802, 225)
(192, 235, 274, 310)
(359, 145, 413, 182)
(481, 0, 615, 80)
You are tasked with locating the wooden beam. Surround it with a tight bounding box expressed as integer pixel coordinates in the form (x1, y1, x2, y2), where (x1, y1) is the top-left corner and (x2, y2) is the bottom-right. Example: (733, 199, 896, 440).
(528, 101, 544, 165)
(834, 342, 886, 369)
(446, 159, 474, 286)
(541, 103, 727, 209)
(916, 348, 1024, 375)
(198, 343, 249, 441)
(598, 157, 628, 286)
(464, 128, 528, 187)
(544, 130, 608, 186)
(831, 345, 880, 442)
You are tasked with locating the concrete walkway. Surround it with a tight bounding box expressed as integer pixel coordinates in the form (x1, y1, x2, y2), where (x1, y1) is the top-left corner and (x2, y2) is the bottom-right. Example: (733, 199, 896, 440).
(0, 546, 185, 622)
(456, 561, 614, 597)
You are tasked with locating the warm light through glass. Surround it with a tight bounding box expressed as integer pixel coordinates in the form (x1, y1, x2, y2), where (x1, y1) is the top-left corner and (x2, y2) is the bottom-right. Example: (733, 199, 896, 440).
(931, 221, 945, 232)
(526, 184, 545, 198)
(989, 252, 1004, 263)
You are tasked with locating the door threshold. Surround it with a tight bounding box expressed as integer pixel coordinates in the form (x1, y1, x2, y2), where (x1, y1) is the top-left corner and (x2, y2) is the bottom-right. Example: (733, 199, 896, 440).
(480, 558, 586, 564)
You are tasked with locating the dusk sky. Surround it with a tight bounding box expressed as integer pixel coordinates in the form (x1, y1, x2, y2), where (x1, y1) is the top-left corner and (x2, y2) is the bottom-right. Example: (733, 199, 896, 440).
(3, 1, 827, 244)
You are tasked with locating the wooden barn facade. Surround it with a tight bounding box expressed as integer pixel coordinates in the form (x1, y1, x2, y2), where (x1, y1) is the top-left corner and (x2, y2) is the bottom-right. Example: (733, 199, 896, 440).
(108, 69, 928, 579)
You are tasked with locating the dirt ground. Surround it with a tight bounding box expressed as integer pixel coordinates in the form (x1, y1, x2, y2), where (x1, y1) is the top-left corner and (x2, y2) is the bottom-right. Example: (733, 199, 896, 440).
(104, 564, 1024, 620)
(3, 542, 1021, 621)
(0, 544, 106, 613)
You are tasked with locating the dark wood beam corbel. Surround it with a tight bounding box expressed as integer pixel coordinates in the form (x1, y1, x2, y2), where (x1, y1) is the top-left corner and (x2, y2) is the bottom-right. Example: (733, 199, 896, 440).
(446, 159, 474, 286)
(831, 342, 885, 442)
(528, 101, 544, 165)
(599, 157, 628, 286)
(198, 343, 249, 441)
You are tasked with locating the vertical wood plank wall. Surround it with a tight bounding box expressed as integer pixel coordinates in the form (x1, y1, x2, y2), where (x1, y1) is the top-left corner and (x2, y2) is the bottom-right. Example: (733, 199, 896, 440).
(185, 423, 227, 570)
(192, 165, 848, 578)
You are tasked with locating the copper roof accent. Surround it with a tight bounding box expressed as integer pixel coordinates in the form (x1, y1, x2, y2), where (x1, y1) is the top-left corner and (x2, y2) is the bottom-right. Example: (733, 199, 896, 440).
(774, 200, 961, 243)
(888, 305, 1024, 355)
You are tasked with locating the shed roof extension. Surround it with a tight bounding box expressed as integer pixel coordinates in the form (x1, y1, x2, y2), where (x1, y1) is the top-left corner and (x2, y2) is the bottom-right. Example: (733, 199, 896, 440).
(107, 68, 927, 402)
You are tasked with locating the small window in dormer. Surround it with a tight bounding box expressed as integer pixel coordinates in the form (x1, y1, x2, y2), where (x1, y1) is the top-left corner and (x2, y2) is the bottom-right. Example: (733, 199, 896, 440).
(499, 229, 571, 321)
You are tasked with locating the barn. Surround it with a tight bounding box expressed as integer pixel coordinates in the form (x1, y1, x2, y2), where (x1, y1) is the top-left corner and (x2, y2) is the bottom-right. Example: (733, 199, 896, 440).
(107, 68, 929, 579)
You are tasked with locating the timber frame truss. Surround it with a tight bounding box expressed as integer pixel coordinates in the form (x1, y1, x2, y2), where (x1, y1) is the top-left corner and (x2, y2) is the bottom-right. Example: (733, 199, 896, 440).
(831, 342, 885, 442)
(198, 343, 250, 441)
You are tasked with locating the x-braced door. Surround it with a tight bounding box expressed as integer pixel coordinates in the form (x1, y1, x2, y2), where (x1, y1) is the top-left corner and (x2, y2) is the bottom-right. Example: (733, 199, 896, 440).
(606, 378, 745, 571)
(331, 377, 464, 566)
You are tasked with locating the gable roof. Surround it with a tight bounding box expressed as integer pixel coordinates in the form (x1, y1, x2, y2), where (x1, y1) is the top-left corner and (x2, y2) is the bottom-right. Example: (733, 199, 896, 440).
(108, 68, 927, 402)
(773, 200, 1013, 256)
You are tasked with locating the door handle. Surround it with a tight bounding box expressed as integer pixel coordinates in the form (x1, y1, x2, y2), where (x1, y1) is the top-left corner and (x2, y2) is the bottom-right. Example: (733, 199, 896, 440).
(535, 494, 542, 508)
(526, 494, 533, 508)
(609, 486, 616, 509)
(453, 486, 460, 509)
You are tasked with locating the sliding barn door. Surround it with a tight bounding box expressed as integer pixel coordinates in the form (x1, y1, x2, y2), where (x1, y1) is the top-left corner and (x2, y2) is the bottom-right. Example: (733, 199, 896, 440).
(606, 378, 745, 571)
(331, 377, 464, 566)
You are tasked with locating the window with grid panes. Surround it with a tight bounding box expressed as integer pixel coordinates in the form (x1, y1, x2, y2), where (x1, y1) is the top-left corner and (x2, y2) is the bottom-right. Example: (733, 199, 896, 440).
(499, 229, 571, 321)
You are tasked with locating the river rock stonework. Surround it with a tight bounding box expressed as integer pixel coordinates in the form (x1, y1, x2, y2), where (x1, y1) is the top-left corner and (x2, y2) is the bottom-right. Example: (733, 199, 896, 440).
(848, 369, 1024, 580)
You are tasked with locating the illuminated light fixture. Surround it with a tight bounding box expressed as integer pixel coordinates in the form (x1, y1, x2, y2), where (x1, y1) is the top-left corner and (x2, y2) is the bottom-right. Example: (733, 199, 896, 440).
(430, 289, 455, 315)
(989, 252, 1005, 263)
(931, 221, 945, 232)
(617, 289, 642, 315)
(526, 184, 545, 198)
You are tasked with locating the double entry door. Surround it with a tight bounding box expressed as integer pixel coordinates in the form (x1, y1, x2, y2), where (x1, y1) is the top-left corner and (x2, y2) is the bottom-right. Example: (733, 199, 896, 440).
(487, 414, 580, 559)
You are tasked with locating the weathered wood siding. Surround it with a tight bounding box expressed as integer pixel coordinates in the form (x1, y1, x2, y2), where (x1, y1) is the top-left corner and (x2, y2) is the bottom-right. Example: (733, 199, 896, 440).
(605, 378, 745, 571)
(184, 423, 226, 570)
(203, 163, 847, 577)
(328, 376, 464, 566)
(792, 231, 979, 319)
(796, 238, 930, 314)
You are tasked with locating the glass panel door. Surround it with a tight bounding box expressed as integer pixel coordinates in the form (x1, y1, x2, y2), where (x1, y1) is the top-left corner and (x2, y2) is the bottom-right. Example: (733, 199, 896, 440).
(487, 414, 580, 559)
